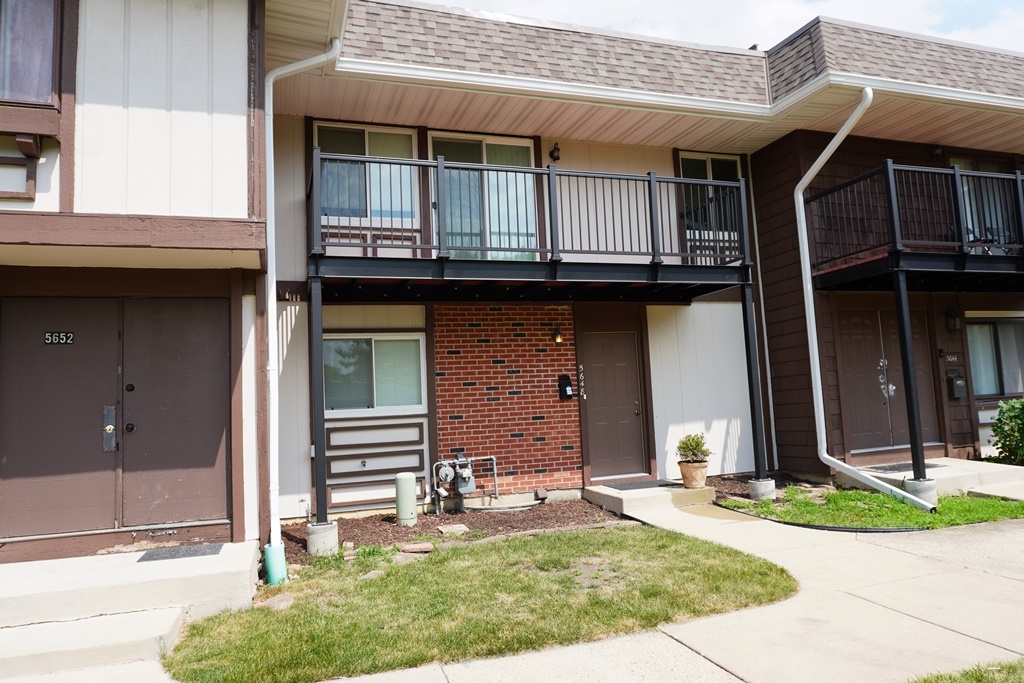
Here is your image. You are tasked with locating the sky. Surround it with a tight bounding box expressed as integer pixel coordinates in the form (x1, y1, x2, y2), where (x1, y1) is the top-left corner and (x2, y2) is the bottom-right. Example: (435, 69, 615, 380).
(438, 0, 1024, 52)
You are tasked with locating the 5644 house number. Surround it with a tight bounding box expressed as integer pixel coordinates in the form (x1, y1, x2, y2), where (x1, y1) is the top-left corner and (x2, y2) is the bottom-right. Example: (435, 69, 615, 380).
(44, 332, 74, 344)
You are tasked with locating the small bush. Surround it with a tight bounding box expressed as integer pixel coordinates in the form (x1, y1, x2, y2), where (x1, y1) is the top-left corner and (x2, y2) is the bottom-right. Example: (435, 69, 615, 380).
(676, 433, 712, 463)
(991, 399, 1024, 466)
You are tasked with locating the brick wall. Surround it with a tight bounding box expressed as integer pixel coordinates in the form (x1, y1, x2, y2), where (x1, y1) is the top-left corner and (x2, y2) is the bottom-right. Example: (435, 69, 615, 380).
(433, 304, 583, 494)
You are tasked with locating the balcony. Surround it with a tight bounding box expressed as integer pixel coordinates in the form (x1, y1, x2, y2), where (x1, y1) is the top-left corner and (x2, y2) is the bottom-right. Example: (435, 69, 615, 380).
(807, 160, 1024, 289)
(306, 150, 749, 293)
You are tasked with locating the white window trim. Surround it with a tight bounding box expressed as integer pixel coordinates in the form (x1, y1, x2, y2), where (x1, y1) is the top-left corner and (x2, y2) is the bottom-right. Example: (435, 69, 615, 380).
(677, 152, 743, 179)
(966, 318, 1024, 399)
(427, 131, 536, 166)
(323, 332, 428, 419)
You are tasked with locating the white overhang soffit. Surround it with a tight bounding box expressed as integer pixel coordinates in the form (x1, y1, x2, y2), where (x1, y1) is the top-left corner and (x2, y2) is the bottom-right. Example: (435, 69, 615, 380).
(334, 58, 1024, 121)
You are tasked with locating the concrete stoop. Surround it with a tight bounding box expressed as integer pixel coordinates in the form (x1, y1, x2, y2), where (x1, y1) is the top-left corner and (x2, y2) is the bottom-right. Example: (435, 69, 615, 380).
(583, 484, 714, 517)
(840, 457, 1024, 498)
(0, 540, 259, 680)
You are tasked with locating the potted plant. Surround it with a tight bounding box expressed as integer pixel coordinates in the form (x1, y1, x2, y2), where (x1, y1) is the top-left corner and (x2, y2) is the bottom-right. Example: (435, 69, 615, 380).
(676, 433, 712, 489)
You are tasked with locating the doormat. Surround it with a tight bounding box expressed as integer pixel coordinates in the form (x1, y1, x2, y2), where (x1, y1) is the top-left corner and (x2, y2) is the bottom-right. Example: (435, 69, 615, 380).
(138, 543, 223, 562)
(862, 462, 946, 474)
(605, 479, 684, 491)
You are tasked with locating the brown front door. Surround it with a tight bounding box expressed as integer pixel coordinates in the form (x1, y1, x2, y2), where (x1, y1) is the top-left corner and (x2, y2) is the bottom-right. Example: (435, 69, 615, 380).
(578, 305, 648, 479)
(0, 297, 229, 539)
(0, 299, 120, 537)
(122, 299, 229, 526)
(838, 308, 940, 452)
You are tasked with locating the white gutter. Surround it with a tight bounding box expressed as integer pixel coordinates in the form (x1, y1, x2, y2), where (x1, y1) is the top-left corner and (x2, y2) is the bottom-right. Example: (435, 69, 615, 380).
(264, 38, 343, 568)
(792, 87, 935, 513)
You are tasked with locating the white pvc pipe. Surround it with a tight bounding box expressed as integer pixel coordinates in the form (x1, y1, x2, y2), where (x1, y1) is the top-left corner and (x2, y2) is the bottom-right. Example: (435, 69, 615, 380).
(792, 87, 936, 512)
(265, 39, 342, 549)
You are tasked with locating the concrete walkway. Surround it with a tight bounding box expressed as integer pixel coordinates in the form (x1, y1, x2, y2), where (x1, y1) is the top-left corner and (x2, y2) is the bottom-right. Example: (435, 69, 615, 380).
(332, 507, 1024, 683)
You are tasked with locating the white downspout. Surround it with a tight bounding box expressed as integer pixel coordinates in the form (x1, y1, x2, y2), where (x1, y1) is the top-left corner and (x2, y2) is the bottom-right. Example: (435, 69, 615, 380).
(263, 38, 343, 583)
(793, 87, 935, 512)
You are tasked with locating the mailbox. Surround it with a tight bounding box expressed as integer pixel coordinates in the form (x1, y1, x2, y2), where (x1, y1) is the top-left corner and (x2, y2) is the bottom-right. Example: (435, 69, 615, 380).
(557, 375, 574, 400)
(947, 370, 968, 399)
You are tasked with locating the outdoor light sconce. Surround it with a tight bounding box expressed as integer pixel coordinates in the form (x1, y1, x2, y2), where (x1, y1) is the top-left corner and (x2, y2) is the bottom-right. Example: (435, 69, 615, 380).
(946, 309, 962, 332)
(552, 326, 563, 344)
(549, 143, 560, 162)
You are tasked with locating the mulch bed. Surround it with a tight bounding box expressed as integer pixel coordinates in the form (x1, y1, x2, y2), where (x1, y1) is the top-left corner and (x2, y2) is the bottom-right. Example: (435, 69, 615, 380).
(707, 472, 807, 501)
(281, 499, 617, 564)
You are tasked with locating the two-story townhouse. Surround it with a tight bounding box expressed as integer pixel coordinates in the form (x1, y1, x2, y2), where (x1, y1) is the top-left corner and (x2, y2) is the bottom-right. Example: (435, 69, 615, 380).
(266, 0, 1024, 526)
(0, 0, 268, 562)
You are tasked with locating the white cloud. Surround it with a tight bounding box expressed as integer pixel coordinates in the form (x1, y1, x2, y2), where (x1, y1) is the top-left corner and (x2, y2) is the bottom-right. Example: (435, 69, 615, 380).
(440, 0, 1019, 52)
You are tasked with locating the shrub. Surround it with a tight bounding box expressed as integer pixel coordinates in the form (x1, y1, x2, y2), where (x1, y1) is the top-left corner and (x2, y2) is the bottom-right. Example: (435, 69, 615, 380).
(990, 399, 1024, 466)
(676, 433, 712, 463)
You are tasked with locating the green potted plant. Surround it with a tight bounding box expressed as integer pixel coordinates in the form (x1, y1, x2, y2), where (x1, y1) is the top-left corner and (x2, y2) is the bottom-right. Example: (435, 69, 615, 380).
(676, 433, 712, 489)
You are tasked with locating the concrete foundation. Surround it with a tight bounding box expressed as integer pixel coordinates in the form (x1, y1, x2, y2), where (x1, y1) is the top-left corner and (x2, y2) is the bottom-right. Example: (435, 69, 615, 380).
(306, 521, 339, 556)
(748, 478, 776, 501)
(903, 478, 938, 507)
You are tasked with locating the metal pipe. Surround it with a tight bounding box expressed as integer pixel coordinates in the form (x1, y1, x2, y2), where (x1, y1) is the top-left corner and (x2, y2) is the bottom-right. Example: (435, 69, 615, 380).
(791, 87, 935, 512)
(264, 38, 342, 579)
(431, 455, 500, 514)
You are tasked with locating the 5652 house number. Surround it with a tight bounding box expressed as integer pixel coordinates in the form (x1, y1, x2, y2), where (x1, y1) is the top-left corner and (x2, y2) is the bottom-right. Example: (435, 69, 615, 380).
(44, 332, 74, 344)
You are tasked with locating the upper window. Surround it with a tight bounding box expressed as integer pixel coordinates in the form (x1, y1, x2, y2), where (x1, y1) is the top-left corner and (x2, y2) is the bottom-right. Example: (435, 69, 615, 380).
(677, 153, 742, 261)
(968, 321, 1024, 398)
(314, 124, 416, 220)
(678, 154, 741, 183)
(0, 0, 57, 105)
(323, 334, 425, 414)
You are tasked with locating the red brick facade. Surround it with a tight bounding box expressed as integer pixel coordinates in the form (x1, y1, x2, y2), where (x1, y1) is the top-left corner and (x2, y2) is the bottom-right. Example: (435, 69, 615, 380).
(433, 304, 583, 494)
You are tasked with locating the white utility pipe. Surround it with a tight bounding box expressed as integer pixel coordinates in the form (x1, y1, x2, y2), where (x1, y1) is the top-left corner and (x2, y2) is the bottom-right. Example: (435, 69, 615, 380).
(265, 38, 343, 550)
(792, 87, 935, 512)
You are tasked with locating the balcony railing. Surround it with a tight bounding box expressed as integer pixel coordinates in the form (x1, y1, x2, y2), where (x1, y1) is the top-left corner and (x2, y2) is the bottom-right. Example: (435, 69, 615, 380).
(807, 160, 1024, 271)
(307, 149, 747, 269)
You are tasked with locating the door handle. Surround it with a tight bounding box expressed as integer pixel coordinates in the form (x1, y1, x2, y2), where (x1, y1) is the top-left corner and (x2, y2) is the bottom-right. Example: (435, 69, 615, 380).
(634, 409, 641, 415)
(102, 405, 117, 452)
(125, 423, 136, 433)
(104, 424, 115, 434)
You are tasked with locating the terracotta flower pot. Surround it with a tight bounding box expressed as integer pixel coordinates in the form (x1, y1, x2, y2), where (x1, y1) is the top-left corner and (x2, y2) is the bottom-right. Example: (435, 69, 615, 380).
(678, 461, 708, 489)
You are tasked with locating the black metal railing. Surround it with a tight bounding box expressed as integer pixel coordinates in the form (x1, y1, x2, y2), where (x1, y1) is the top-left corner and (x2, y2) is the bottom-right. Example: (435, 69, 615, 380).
(807, 160, 1024, 270)
(307, 149, 747, 267)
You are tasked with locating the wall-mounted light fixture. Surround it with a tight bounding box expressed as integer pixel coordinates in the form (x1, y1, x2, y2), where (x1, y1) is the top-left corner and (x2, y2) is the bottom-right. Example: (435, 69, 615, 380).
(549, 143, 560, 162)
(552, 326, 563, 344)
(946, 309, 962, 332)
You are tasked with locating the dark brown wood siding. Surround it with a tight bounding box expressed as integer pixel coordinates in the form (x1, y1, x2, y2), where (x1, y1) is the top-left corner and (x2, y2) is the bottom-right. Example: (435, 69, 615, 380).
(751, 131, 1021, 473)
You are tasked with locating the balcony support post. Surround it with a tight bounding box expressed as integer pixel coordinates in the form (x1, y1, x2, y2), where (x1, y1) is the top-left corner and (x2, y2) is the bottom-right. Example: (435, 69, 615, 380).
(951, 164, 970, 254)
(547, 164, 562, 266)
(883, 159, 903, 252)
(740, 280, 770, 482)
(309, 275, 329, 524)
(892, 269, 928, 483)
(435, 156, 450, 260)
(1015, 171, 1024, 268)
(309, 146, 323, 256)
(648, 171, 663, 266)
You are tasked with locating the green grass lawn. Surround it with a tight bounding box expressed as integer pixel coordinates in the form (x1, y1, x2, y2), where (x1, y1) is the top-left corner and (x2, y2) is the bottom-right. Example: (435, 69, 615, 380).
(910, 658, 1024, 682)
(721, 487, 1024, 529)
(164, 525, 796, 683)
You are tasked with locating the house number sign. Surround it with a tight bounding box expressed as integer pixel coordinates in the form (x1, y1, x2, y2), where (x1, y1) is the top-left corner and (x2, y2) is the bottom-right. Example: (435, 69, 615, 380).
(578, 364, 587, 400)
(43, 332, 74, 344)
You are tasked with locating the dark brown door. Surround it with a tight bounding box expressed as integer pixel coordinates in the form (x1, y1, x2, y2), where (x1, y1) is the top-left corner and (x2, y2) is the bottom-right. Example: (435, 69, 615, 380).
(0, 298, 120, 537)
(838, 308, 939, 452)
(581, 331, 647, 478)
(122, 299, 229, 526)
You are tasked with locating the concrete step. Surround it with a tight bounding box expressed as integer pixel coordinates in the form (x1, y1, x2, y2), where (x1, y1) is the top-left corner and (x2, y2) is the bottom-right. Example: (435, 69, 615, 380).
(968, 481, 1024, 501)
(583, 483, 714, 517)
(848, 458, 1024, 496)
(3, 660, 176, 683)
(0, 608, 183, 680)
(0, 541, 259, 628)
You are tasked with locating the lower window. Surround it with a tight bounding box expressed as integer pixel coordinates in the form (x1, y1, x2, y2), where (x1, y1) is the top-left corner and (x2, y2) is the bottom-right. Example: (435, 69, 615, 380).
(323, 335, 424, 412)
(967, 321, 1024, 397)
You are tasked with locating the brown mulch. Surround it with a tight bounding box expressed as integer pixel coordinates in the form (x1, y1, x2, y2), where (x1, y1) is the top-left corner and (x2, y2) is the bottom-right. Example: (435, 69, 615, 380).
(707, 472, 806, 501)
(281, 499, 617, 564)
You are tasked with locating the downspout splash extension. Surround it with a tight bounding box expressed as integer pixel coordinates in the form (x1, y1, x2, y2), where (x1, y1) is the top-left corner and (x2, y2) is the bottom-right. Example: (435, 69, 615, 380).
(792, 87, 935, 513)
(264, 38, 343, 585)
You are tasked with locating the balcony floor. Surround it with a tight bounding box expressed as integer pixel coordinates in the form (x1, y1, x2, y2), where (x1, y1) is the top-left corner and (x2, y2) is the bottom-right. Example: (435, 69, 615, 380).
(813, 251, 1024, 292)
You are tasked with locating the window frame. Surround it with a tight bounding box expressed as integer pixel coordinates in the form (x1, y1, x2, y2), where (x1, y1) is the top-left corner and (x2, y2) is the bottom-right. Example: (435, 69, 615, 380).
(0, 0, 61, 108)
(675, 152, 743, 262)
(967, 319, 1024, 400)
(313, 122, 420, 231)
(322, 332, 428, 419)
(427, 131, 538, 260)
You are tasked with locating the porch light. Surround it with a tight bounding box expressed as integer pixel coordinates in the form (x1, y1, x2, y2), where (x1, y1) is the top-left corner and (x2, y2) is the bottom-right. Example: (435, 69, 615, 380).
(552, 326, 563, 344)
(946, 309, 962, 332)
(549, 143, 560, 162)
